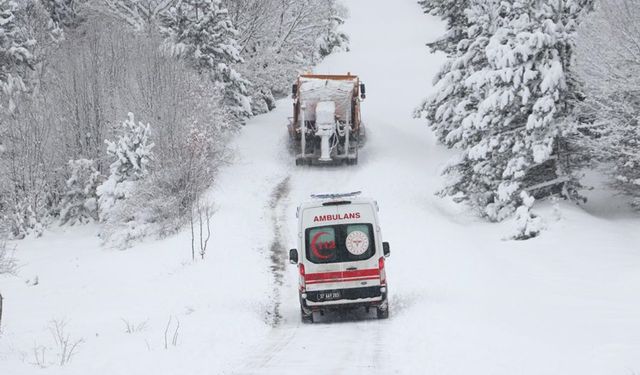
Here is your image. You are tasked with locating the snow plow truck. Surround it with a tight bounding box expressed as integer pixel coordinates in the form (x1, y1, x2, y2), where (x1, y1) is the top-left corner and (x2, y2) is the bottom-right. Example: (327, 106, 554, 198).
(289, 74, 366, 165)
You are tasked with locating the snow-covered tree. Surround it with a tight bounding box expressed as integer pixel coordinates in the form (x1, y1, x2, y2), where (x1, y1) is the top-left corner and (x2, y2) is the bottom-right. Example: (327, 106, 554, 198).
(59, 159, 102, 225)
(0, 0, 345, 241)
(423, 0, 593, 224)
(419, 0, 470, 55)
(0, 0, 36, 112)
(102, 0, 174, 31)
(160, 0, 252, 120)
(41, 0, 82, 28)
(8, 200, 43, 239)
(315, 2, 349, 60)
(575, 0, 640, 208)
(417, 0, 501, 151)
(511, 191, 542, 240)
(223, 0, 346, 113)
(97, 112, 154, 221)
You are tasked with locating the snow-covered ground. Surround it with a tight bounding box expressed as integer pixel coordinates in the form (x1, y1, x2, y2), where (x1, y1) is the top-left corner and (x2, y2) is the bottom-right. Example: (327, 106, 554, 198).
(2, 0, 640, 374)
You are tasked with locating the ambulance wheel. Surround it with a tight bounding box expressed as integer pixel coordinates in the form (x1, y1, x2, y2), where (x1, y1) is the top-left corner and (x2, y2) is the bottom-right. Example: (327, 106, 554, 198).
(376, 307, 389, 319)
(301, 308, 314, 323)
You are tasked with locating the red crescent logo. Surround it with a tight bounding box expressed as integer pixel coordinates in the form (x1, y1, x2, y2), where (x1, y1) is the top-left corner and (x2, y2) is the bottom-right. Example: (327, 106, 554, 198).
(311, 231, 332, 260)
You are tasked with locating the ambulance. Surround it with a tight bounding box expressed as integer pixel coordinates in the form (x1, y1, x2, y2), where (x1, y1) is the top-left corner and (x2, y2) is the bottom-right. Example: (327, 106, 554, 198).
(289, 192, 391, 322)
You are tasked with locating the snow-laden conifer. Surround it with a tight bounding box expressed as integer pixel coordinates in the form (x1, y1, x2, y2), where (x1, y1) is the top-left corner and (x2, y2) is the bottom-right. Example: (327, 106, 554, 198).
(418, 0, 470, 55)
(41, 0, 81, 28)
(60, 159, 102, 225)
(160, 0, 252, 120)
(423, 0, 593, 225)
(97, 113, 154, 221)
(0, 0, 35, 112)
(417, 0, 500, 150)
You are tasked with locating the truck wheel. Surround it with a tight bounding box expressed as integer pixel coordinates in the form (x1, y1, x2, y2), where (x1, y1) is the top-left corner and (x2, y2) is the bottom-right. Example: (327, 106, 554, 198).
(376, 307, 389, 319)
(301, 308, 314, 323)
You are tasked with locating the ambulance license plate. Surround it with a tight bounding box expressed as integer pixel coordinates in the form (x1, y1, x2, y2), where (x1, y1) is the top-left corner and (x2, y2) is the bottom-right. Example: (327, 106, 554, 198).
(317, 290, 341, 301)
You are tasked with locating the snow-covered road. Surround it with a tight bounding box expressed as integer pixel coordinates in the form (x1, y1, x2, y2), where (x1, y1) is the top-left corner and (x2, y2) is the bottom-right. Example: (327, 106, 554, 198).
(3, 1, 640, 374)
(223, 0, 640, 373)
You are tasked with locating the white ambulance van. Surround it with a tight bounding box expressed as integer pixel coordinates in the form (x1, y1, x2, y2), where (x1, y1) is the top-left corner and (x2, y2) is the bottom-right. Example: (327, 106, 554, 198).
(289, 192, 390, 322)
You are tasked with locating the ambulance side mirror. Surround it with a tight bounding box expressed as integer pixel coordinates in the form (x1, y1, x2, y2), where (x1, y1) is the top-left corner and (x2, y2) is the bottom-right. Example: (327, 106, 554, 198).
(292, 84, 298, 99)
(289, 249, 299, 264)
(383, 242, 390, 257)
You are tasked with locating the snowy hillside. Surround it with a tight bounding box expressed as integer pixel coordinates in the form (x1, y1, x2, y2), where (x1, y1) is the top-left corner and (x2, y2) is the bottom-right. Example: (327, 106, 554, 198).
(2, 0, 640, 374)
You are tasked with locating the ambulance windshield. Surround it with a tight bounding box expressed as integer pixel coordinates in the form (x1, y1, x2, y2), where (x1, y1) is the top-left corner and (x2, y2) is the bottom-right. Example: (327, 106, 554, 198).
(305, 224, 375, 264)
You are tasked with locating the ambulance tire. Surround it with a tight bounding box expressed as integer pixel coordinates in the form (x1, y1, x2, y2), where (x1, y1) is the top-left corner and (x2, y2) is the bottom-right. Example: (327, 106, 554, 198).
(376, 306, 389, 319)
(301, 308, 314, 323)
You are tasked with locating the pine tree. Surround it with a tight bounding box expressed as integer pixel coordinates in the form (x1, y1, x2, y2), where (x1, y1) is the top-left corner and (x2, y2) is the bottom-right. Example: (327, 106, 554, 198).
(59, 159, 102, 225)
(0, 0, 35, 113)
(419, 0, 470, 55)
(97, 113, 154, 221)
(423, 0, 593, 224)
(160, 0, 252, 120)
(417, 0, 501, 150)
(41, 0, 82, 28)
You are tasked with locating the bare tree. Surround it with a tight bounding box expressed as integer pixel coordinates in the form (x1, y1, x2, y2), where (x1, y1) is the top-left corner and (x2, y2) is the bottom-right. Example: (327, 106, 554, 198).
(576, 0, 640, 207)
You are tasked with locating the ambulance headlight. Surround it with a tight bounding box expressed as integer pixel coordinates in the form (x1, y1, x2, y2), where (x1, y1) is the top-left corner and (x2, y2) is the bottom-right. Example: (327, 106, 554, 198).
(301, 293, 307, 299)
(380, 287, 387, 294)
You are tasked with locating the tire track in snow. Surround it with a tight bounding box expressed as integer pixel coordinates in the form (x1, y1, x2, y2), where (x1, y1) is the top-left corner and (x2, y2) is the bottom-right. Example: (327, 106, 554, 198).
(233, 324, 300, 374)
(233, 175, 296, 374)
(266, 176, 291, 327)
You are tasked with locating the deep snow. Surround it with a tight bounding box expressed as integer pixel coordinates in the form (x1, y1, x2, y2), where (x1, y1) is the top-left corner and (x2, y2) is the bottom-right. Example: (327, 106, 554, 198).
(2, 0, 640, 374)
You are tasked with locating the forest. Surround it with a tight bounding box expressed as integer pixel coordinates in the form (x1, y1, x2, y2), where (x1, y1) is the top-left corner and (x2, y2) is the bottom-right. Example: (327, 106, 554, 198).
(0, 0, 348, 245)
(419, 0, 640, 238)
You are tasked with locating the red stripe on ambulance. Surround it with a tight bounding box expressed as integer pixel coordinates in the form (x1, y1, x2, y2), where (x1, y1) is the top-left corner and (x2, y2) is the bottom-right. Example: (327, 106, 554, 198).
(305, 268, 379, 284)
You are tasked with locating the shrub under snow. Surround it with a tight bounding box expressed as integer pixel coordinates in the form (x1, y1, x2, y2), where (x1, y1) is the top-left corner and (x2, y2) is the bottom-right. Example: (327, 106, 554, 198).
(511, 191, 542, 240)
(97, 112, 154, 224)
(59, 159, 101, 225)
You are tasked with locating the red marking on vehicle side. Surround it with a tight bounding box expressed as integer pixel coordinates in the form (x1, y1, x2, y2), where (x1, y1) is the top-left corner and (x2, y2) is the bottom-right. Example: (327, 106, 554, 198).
(305, 268, 380, 284)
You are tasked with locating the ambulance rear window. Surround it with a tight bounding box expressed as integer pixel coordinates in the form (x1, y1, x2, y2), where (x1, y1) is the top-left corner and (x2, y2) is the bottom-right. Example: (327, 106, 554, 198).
(305, 224, 375, 264)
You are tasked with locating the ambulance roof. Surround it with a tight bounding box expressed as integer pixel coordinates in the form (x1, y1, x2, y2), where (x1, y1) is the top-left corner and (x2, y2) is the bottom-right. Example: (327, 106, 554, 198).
(298, 196, 377, 211)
